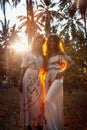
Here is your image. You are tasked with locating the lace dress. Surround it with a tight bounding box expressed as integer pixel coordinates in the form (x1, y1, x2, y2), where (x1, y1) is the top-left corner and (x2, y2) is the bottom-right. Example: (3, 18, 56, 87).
(20, 50, 43, 127)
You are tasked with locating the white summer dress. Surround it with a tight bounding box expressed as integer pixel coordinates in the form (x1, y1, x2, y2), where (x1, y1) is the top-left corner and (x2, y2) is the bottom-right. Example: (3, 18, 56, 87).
(20, 50, 43, 127)
(44, 53, 73, 130)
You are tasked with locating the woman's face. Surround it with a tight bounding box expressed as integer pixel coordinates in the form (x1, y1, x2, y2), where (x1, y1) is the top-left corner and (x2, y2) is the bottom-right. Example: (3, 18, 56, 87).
(32, 38, 43, 51)
(48, 37, 57, 49)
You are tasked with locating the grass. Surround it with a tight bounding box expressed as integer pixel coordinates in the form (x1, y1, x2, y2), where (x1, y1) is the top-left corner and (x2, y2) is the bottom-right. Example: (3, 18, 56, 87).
(64, 90, 87, 130)
(0, 86, 21, 130)
(0, 86, 87, 130)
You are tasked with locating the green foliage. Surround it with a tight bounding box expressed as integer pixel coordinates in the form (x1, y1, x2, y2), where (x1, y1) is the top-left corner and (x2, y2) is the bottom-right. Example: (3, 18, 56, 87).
(0, 0, 87, 92)
(63, 43, 87, 92)
(0, 20, 20, 78)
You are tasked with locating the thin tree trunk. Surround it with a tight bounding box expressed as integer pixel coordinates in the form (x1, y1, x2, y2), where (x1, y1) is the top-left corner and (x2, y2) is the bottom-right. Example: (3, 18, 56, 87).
(3, 0, 10, 87)
(26, 0, 34, 45)
(83, 9, 87, 44)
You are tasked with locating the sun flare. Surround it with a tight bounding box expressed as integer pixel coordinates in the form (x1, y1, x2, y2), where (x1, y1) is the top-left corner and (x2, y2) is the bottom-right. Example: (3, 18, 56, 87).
(11, 43, 28, 53)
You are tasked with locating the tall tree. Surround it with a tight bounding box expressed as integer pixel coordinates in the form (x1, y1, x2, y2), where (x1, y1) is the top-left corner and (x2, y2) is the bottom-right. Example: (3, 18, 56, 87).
(18, 0, 45, 44)
(36, 0, 67, 36)
(26, 0, 35, 44)
(0, 0, 11, 45)
(36, 0, 54, 36)
(0, 20, 19, 84)
(77, 0, 87, 40)
(58, 0, 85, 43)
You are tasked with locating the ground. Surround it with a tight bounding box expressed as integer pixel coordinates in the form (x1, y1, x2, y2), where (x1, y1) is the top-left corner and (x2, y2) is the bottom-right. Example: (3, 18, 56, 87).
(0, 85, 87, 130)
(64, 90, 87, 130)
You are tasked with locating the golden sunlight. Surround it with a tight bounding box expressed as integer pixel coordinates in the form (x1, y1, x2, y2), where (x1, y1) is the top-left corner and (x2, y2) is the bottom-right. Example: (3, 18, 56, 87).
(39, 67, 47, 103)
(59, 41, 64, 52)
(42, 39, 47, 56)
(61, 60, 68, 71)
(11, 43, 28, 53)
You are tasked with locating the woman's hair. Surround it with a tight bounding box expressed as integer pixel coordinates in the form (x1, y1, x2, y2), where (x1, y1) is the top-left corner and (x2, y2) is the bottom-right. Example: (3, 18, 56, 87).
(32, 33, 45, 45)
(31, 33, 45, 55)
(47, 33, 60, 45)
(43, 33, 64, 70)
(43, 33, 64, 56)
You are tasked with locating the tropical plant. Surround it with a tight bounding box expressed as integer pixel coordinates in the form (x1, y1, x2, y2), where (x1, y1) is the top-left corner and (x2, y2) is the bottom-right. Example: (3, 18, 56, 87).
(0, 20, 20, 82)
(0, 0, 21, 83)
(0, 20, 19, 47)
(59, 0, 87, 43)
(78, 0, 87, 39)
(17, 0, 40, 44)
(36, 0, 57, 36)
(18, 10, 42, 44)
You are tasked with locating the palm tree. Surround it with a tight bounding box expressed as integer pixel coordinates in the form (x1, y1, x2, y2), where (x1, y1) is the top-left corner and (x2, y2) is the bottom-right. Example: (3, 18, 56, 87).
(58, 0, 85, 44)
(59, 0, 87, 42)
(0, 0, 22, 87)
(0, 0, 11, 46)
(36, 0, 53, 36)
(0, 0, 21, 42)
(26, 0, 34, 44)
(0, 19, 19, 87)
(17, 0, 37, 44)
(18, 10, 43, 43)
(36, 0, 67, 36)
(18, 0, 45, 44)
(78, 0, 87, 41)
(0, 0, 8, 26)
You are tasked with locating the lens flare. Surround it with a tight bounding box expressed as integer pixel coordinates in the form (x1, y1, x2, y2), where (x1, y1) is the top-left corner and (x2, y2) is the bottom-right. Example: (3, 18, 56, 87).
(11, 43, 28, 53)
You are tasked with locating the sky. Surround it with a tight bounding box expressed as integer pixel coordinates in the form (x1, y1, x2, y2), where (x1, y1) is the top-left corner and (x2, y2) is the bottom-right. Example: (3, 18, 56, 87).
(0, 0, 44, 51)
(0, 1, 29, 52)
(0, 1, 26, 27)
(0, 0, 59, 27)
(0, 0, 60, 51)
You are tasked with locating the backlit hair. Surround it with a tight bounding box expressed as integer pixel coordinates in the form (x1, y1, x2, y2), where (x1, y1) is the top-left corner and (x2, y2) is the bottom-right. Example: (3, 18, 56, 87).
(42, 34, 64, 56)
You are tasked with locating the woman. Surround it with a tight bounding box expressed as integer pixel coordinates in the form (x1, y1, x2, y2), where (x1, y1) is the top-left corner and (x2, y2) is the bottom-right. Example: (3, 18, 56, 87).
(43, 33, 74, 130)
(18, 34, 45, 130)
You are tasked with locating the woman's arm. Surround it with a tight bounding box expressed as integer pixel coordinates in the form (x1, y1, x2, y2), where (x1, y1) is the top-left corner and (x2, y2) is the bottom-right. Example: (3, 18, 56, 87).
(63, 54, 74, 75)
(59, 52, 74, 76)
(18, 67, 26, 92)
